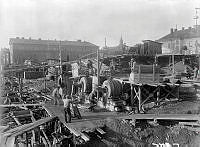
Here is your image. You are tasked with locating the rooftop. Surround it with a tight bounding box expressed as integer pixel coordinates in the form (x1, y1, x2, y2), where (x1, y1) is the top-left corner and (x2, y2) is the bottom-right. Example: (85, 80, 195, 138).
(9, 37, 98, 47)
(157, 26, 200, 42)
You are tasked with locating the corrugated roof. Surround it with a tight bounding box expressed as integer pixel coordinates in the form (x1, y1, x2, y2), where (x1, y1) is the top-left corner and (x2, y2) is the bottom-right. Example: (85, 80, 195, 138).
(9, 38, 98, 47)
(157, 28, 200, 42)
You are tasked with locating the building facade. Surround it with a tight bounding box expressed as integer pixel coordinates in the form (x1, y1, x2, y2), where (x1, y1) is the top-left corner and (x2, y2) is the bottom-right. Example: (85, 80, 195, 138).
(9, 37, 99, 64)
(101, 37, 127, 57)
(128, 40, 162, 56)
(157, 26, 200, 54)
(0, 48, 10, 66)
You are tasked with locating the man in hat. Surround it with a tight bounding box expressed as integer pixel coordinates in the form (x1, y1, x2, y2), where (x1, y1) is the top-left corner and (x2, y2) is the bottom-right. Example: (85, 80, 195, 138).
(63, 95, 72, 123)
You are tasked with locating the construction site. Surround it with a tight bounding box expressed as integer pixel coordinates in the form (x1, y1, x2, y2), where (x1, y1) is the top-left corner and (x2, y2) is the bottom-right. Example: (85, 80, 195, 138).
(1, 1, 200, 146)
(2, 47, 200, 146)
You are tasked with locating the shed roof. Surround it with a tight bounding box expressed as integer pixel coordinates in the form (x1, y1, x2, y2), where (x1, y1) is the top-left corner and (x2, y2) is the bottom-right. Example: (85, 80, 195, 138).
(157, 27, 200, 42)
(9, 38, 99, 47)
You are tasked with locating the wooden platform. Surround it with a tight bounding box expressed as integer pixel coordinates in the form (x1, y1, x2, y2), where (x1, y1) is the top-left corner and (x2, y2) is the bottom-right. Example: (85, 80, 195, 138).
(44, 104, 200, 134)
(44, 104, 126, 141)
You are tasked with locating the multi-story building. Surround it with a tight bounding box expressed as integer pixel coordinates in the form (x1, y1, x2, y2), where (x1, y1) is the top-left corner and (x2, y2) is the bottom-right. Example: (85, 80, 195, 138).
(0, 48, 10, 66)
(128, 40, 162, 56)
(9, 37, 99, 64)
(157, 26, 200, 54)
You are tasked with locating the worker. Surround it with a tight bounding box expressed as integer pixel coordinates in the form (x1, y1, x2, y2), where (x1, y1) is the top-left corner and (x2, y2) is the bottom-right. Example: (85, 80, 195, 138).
(52, 83, 65, 105)
(52, 85, 61, 105)
(59, 82, 65, 99)
(194, 67, 198, 79)
(88, 90, 97, 111)
(63, 95, 72, 123)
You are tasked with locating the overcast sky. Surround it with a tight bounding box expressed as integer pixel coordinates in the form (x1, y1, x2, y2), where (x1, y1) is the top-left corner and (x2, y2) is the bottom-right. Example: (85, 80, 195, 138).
(0, 0, 200, 48)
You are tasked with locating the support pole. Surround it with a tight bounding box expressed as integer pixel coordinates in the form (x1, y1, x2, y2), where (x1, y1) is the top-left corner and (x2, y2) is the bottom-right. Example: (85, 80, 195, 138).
(97, 47, 100, 100)
(198, 54, 200, 79)
(59, 40, 62, 83)
(172, 52, 175, 83)
(153, 64, 155, 82)
(43, 66, 46, 92)
(156, 86, 160, 106)
(138, 65, 141, 82)
(131, 84, 134, 107)
(18, 72, 22, 98)
(138, 86, 141, 112)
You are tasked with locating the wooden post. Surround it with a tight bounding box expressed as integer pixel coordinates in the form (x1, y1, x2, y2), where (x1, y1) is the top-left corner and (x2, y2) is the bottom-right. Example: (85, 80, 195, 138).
(131, 84, 133, 107)
(31, 129, 36, 146)
(97, 47, 100, 100)
(138, 65, 141, 83)
(172, 53, 175, 83)
(156, 86, 160, 106)
(43, 66, 46, 92)
(25, 132, 28, 147)
(59, 40, 63, 83)
(153, 64, 155, 82)
(18, 72, 23, 98)
(177, 84, 180, 100)
(198, 54, 200, 79)
(138, 85, 141, 112)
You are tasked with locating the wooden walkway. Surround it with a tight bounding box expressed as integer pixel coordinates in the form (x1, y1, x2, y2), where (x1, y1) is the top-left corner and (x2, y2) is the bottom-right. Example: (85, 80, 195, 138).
(44, 104, 200, 130)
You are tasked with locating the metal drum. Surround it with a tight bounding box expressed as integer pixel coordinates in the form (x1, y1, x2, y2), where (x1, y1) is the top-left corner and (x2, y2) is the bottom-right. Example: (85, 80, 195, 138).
(102, 79, 122, 98)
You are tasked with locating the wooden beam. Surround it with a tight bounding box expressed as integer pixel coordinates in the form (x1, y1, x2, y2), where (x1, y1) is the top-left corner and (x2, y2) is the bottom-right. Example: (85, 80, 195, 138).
(138, 86, 142, 112)
(130, 84, 134, 107)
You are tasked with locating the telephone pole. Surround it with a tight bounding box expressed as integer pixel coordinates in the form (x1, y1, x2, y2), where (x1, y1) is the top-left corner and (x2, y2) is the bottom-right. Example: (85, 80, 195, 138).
(59, 40, 62, 83)
(194, 8, 200, 29)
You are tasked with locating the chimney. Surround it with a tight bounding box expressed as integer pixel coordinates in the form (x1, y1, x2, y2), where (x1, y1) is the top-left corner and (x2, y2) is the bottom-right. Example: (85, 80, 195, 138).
(182, 27, 185, 30)
(174, 28, 177, 32)
(170, 28, 173, 34)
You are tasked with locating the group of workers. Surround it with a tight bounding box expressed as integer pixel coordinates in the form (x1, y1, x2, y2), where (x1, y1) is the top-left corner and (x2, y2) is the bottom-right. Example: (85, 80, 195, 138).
(52, 82, 72, 123)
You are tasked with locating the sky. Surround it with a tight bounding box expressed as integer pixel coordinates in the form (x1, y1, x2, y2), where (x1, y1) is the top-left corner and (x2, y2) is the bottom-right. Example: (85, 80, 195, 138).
(0, 0, 200, 48)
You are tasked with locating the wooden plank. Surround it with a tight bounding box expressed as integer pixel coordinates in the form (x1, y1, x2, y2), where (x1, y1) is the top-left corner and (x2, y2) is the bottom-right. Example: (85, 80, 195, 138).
(96, 128, 106, 135)
(0, 103, 42, 107)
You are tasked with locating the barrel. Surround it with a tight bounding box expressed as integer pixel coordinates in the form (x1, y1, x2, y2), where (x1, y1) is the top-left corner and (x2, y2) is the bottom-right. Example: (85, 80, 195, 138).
(102, 79, 122, 98)
(79, 76, 92, 94)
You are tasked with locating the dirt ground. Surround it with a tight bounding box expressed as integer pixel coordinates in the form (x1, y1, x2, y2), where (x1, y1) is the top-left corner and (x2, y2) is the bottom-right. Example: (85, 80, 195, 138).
(77, 118, 200, 147)
(147, 100, 200, 114)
